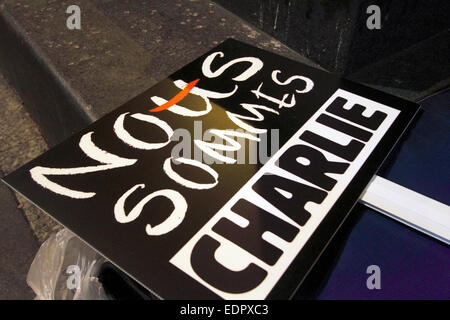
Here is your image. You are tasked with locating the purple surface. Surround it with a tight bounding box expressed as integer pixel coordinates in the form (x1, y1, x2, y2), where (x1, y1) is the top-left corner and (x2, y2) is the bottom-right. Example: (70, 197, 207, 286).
(315, 89, 450, 299)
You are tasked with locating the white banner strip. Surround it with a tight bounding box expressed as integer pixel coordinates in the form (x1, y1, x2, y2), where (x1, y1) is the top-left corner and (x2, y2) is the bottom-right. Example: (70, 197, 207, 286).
(361, 175, 450, 245)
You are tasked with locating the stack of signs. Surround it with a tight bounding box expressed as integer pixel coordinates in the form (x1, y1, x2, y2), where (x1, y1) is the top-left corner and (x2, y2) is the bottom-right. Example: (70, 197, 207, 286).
(3, 39, 419, 299)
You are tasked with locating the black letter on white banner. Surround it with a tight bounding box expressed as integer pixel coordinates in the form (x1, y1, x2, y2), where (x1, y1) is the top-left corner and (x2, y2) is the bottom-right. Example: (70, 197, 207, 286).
(190, 235, 267, 293)
(278, 144, 349, 191)
(252, 174, 327, 226)
(212, 198, 299, 266)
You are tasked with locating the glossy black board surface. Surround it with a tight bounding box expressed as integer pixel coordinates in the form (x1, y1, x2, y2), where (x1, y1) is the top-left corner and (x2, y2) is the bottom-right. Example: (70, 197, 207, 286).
(3, 39, 419, 299)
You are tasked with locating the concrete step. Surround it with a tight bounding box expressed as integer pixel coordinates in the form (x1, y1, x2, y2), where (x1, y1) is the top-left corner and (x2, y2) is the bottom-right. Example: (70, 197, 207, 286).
(0, 71, 61, 243)
(2, 1, 448, 146)
(0, 0, 318, 146)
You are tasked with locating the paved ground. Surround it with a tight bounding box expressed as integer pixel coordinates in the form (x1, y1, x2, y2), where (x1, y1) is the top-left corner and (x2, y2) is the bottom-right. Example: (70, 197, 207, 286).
(0, 174, 37, 299)
(0, 71, 62, 299)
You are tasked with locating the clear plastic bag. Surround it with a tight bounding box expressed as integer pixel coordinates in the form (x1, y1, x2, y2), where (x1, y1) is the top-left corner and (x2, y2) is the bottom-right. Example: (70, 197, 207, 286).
(27, 228, 109, 300)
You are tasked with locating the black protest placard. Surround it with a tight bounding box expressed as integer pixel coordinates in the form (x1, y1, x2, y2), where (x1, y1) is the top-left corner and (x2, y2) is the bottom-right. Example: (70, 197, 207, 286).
(3, 39, 419, 299)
